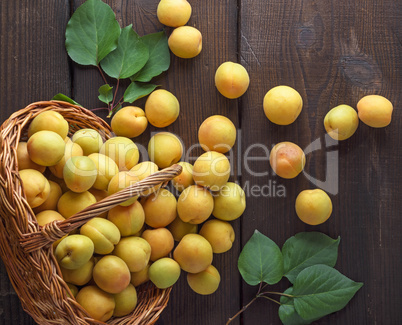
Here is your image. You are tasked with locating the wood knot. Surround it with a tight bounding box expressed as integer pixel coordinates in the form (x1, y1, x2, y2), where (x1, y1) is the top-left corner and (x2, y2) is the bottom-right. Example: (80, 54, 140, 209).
(297, 27, 317, 48)
(339, 55, 382, 88)
(294, 15, 324, 50)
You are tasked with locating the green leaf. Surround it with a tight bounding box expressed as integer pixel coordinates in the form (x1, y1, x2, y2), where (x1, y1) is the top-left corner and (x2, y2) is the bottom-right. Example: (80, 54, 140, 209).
(279, 304, 307, 325)
(52, 93, 81, 106)
(132, 31, 170, 82)
(123, 82, 158, 103)
(292, 265, 363, 320)
(278, 288, 318, 325)
(65, 0, 121, 66)
(280, 287, 295, 305)
(282, 232, 340, 283)
(98, 84, 113, 104)
(100, 25, 149, 79)
(238, 230, 283, 286)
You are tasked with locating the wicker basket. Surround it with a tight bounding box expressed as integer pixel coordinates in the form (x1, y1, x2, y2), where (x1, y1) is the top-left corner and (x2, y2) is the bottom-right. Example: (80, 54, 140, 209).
(0, 101, 182, 325)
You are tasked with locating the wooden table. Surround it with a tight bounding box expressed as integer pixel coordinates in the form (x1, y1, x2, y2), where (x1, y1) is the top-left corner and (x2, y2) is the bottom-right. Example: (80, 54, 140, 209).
(0, 1, 400, 324)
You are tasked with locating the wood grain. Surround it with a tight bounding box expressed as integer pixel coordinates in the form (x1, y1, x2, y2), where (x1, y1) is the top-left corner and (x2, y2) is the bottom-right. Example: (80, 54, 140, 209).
(239, 0, 401, 324)
(0, 0, 401, 324)
(0, 1, 71, 324)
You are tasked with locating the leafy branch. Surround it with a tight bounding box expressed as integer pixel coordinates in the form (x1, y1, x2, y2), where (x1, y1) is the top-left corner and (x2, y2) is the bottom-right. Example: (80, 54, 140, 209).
(227, 231, 363, 325)
(60, 0, 170, 117)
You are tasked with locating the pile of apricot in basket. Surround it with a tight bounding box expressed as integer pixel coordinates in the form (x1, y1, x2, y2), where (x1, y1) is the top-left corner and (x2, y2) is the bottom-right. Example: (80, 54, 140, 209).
(17, 103, 245, 321)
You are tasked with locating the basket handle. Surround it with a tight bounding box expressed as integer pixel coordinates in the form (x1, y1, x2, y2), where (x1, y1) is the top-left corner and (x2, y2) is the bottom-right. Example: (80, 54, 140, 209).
(20, 164, 182, 253)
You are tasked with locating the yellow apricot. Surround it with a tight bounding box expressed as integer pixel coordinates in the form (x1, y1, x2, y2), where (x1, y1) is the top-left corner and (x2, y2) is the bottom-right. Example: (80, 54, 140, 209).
(171, 162, 194, 192)
(16, 142, 46, 173)
(113, 283, 138, 317)
(269, 142, 305, 179)
(107, 201, 145, 237)
(357, 94, 393, 128)
(93, 255, 131, 294)
(130, 263, 150, 287)
(100, 137, 139, 171)
(76, 286, 115, 322)
(113, 236, 151, 272)
(263, 86, 303, 125)
(212, 182, 246, 221)
(157, 0, 192, 27)
(28, 110, 69, 139)
(142, 228, 174, 262)
(88, 153, 119, 191)
(324, 105, 359, 140)
(19, 169, 50, 208)
(142, 188, 177, 228)
(295, 189, 332, 225)
(198, 115, 236, 153)
(187, 264, 221, 295)
(173, 234, 213, 273)
(27, 130, 65, 166)
(107, 171, 140, 206)
(111, 106, 148, 138)
(49, 140, 84, 179)
(148, 132, 183, 169)
(199, 219, 235, 254)
(168, 216, 198, 242)
(145, 89, 180, 128)
(177, 185, 214, 224)
(57, 191, 97, 219)
(149, 258, 181, 289)
(130, 161, 160, 195)
(168, 26, 202, 59)
(63, 156, 97, 193)
(72, 129, 104, 156)
(33, 180, 63, 213)
(215, 62, 250, 99)
(193, 151, 231, 191)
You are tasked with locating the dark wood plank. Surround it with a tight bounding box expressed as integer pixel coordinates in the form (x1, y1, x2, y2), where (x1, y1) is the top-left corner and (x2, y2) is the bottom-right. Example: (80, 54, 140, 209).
(0, 1, 71, 324)
(157, 2, 241, 323)
(0, 0, 72, 119)
(71, 0, 241, 324)
(240, 0, 401, 324)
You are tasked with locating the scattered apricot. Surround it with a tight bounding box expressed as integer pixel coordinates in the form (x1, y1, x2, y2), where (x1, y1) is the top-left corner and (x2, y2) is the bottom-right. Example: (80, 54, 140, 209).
(357, 94, 393, 128)
(215, 62, 250, 99)
(269, 141, 305, 179)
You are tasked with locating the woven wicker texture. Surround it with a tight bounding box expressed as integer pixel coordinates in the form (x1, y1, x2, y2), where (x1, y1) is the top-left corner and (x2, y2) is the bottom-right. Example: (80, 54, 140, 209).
(0, 101, 181, 325)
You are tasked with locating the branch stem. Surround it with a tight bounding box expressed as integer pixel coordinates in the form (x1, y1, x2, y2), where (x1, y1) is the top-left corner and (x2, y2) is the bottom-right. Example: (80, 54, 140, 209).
(116, 94, 124, 105)
(90, 107, 109, 112)
(111, 78, 120, 107)
(258, 291, 295, 298)
(258, 295, 281, 305)
(226, 297, 257, 325)
(257, 282, 263, 295)
(97, 65, 108, 84)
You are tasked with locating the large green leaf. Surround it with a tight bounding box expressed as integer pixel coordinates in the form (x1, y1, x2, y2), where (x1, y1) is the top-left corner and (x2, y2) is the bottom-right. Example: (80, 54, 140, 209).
(293, 265, 363, 320)
(132, 31, 170, 82)
(238, 230, 283, 286)
(279, 304, 306, 325)
(100, 25, 149, 79)
(282, 232, 340, 283)
(123, 82, 158, 103)
(65, 0, 121, 66)
(52, 93, 81, 106)
(279, 288, 318, 325)
(98, 84, 113, 104)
